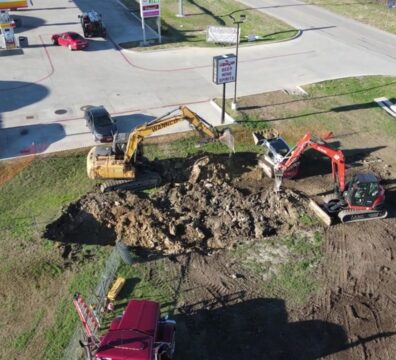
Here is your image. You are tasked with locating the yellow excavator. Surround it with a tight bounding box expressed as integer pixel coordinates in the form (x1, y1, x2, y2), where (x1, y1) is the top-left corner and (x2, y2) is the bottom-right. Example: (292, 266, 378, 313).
(87, 106, 234, 192)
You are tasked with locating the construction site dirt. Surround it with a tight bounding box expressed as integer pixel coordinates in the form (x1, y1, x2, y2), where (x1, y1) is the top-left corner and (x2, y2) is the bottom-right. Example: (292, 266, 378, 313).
(45, 149, 396, 359)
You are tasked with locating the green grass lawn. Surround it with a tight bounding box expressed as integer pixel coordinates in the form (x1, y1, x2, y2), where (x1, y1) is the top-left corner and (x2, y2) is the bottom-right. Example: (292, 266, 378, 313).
(0, 153, 93, 239)
(121, 0, 297, 48)
(235, 75, 396, 144)
(305, 0, 396, 34)
(0, 152, 107, 359)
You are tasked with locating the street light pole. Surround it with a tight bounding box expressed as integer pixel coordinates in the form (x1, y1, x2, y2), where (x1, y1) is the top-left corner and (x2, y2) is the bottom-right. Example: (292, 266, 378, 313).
(231, 14, 246, 111)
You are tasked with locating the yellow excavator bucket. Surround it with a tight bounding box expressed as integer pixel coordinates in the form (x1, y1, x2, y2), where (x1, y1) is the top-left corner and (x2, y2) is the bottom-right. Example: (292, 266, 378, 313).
(107, 276, 126, 302)
(219, 128, 235, 153)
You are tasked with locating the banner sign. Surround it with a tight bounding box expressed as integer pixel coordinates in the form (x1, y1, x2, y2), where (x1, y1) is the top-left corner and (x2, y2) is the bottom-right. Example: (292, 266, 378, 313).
(140, 0, 160, 18)
(213, 54, 237, 85)
(207, 26, 238, 44)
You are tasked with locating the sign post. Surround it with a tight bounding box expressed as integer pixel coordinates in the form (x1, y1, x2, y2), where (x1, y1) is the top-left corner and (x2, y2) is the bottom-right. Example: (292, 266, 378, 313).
(177, 0, 184, 17)
(212, 54, 237, 124)
(386, 0, 395, 29)
(139, 0, 161, 44)
(229, 14, 246, 110)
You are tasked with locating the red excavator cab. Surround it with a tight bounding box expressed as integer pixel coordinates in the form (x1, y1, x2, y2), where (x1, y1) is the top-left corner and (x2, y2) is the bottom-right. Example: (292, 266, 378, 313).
(345, 172, 385, 209)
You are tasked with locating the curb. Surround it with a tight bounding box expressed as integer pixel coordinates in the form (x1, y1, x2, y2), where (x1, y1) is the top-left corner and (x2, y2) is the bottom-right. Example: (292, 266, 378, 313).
(118, 29, 303, 54)
(113, 0, 303, 54)
(210, 99, 236, 125)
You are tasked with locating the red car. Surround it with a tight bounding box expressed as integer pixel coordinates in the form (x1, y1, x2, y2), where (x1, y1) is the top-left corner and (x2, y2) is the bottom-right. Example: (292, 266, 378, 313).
(51, 32, 88, 50)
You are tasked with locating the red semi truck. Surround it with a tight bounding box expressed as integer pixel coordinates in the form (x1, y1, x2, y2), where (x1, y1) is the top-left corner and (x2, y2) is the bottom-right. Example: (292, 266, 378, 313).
(73, 293, 176, 360)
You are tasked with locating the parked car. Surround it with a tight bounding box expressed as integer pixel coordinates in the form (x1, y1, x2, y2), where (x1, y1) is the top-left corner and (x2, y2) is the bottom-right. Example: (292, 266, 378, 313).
(84, 106, 117, 143)
(79, 10, 106, 38)
(51, 32, 88, 50)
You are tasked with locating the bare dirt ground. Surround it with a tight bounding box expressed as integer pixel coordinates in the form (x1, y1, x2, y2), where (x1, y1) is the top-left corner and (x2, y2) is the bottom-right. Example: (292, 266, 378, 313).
(238, 91, 396, 359)
(46, 154, 344, 359)
(45, 92, 396, 358)
(287, 160, 396, 359)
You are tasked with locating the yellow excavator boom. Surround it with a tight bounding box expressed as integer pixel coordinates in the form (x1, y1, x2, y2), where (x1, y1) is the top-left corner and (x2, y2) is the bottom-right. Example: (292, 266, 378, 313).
(123, 106, 222, 162)
(87, 106, 233, 191)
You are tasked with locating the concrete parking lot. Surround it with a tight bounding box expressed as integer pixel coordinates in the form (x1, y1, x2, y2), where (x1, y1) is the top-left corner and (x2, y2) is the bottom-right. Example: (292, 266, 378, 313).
(2, 0, 396, 158)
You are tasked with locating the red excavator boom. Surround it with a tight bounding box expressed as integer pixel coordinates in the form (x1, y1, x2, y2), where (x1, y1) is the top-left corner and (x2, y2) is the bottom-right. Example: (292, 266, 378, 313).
(253, 129, 387, 224)
(272, 131, 346, 192)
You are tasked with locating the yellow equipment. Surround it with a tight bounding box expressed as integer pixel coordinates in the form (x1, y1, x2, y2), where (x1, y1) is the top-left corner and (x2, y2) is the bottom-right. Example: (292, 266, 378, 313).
(107, 276, 125, 302)
(87, 106, 234, 192)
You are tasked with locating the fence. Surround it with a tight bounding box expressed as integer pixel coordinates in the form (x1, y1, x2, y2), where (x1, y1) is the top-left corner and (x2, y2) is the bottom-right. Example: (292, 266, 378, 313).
(63, 248, 121, 360)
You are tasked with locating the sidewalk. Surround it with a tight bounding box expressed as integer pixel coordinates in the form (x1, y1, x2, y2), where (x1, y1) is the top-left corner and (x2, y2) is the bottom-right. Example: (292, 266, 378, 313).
(0, 100, 235, 160)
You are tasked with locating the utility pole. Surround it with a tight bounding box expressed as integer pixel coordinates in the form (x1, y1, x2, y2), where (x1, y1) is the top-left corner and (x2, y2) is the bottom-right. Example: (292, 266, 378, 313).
(230, 14, 246, 111)
(177, 0, 184, 17)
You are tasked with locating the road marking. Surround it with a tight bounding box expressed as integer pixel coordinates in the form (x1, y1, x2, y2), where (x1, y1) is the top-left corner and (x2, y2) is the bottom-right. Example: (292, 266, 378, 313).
(53, 98, 212, 123)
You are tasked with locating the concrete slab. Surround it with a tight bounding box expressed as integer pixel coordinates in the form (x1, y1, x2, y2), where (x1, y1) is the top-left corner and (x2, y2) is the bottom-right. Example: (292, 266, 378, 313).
(0, 100, 235, 159)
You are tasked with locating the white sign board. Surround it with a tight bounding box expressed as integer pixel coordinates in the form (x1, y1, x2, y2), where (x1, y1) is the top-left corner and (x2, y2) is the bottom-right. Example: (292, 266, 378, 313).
(207, 26, 238, 44)
(213, 54, 237, 85)
(140, 0, 160, 18)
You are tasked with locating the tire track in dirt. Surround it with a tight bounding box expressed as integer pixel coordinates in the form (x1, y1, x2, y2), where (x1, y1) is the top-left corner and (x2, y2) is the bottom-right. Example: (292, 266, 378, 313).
(174, 252, 253, 312)
(309, 218, 396, 359)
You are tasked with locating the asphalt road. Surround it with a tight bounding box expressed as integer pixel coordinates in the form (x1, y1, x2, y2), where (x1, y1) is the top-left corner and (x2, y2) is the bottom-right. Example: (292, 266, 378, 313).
(1, 0, 396, 158)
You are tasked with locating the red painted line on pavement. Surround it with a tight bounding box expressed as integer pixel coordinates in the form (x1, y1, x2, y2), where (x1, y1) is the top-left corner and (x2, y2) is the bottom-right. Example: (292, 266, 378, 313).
(108, 35, 314, 73)
(0, 35, 55, 92)
(108, 36, 208, 72)
(54, 98, 211, 123)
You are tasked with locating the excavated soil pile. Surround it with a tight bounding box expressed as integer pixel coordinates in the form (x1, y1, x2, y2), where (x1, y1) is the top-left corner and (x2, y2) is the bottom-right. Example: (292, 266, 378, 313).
(45, 155, 308, 254)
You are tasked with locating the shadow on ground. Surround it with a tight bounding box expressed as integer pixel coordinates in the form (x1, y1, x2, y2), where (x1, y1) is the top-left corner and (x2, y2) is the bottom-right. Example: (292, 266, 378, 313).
(382, 178, 396, 219)
(83, 38, 114, 52)
(294, 143, 387, 180)
(174, 297, 394, 360)
(12, 14, 46, 31)
(0, 123, 66, 159)
(44, 210, 116, 246)
(0, 81, 49, 113)
(113, 113, 155, 133)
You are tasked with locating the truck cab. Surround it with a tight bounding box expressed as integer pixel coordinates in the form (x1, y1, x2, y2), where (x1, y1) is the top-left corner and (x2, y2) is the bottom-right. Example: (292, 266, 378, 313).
(95, 299, 176, 360)
(79, 10, 106, 38)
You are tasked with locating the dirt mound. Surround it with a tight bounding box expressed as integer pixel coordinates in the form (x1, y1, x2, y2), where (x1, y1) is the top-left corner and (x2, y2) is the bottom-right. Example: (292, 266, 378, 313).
(44, 155, 309, 254)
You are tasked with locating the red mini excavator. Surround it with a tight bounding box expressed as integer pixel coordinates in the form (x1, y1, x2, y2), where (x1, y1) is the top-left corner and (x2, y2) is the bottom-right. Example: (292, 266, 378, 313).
(253, 130, 388, 225)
